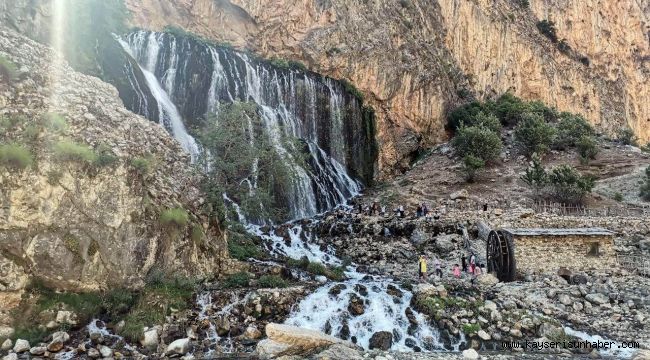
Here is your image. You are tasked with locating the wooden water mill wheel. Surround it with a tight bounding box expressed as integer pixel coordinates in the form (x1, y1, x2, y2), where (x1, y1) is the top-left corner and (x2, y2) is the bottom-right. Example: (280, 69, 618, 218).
(486, 230, 516, 282)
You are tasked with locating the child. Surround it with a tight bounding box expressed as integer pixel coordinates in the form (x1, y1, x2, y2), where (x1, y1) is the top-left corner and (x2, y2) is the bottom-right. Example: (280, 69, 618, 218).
(453, 264, 461, 278)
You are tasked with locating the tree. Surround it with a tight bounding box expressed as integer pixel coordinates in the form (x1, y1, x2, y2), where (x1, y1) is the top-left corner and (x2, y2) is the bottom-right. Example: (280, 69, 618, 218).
(463, 155, 485, 183)
(640, 166, 650, 202)
(617, 128, 637, 146)
(452, 125, 503, 163)
(199, 102, 302, 223)
(548, 165, 595, 204)
(554, 112, 594, 150)
(514, 112, 556, 158)
(520, 154, 548, 197)
(493, 92, 531, 127)
(576, 135, 598, 164)
(447, 101, 495, 132)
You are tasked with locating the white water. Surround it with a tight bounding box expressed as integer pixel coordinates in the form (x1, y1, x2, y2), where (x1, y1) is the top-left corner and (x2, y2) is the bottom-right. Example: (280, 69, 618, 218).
(117, 36, 201, 162)
(564, 326, 637, 359)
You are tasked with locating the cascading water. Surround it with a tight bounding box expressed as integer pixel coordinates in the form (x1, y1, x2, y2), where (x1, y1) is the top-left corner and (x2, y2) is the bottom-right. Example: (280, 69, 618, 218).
(113, 30, 376, 222)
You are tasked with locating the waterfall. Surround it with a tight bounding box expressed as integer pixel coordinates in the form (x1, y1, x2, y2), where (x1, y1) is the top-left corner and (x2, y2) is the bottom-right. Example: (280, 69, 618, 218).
(114, 30, 374, 221)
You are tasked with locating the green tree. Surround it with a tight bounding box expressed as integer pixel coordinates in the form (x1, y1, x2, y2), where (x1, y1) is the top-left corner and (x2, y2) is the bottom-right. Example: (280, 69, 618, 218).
(548, 165, 595, 204)
(493, 92, 531, 127)
(514, 112, 556, 157)
(199, 102, 302, 223)
(554, 112, 594, 150)
(576, 135, 598, 164)
(521, 154, 548, 197)
(640, 166, 650, 201)
(462, 155, 485, 183)
(617, 128, 637, 146)
(452, 125, 503, 163)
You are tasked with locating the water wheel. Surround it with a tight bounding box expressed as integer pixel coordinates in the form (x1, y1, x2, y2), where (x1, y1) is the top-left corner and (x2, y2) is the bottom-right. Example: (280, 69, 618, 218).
(486, 230, 516, 282)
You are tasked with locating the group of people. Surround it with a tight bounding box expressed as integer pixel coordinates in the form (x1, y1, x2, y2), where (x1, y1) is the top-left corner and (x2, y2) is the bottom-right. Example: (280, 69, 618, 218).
(357, 202, 386, 216)
(418, 253, 485, 283)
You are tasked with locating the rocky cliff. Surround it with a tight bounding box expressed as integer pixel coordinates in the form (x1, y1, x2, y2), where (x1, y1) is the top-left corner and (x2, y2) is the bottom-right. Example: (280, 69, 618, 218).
(0, 25, 229, 302)
(123, 0, 650, 174)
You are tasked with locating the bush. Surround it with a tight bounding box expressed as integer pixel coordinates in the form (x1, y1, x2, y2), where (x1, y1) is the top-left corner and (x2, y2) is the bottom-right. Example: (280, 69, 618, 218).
(514, 112, 556, 157)
(613, 192, 623, 202)
(228, 231, 262, 260)
(463, 155, 485, 183)
(0, 55, 18, 82)
(44, 113, 68, 133)
(447, 101, 494, 131)
(22, 124, 41, 142)
(537, 20, 558, 43)
(0, 144, 33, 170)
(94, 144, 118, 167)
(576, 135, 598, 163)
(521, 155, 547, 197)
(0, 115, 24, 132)
(493, 92, 531, 126)
(257, 275, 289, 288)
(462, 323, 481, 334)
(554, 112, 594, 150)
(452, 125, 503, 162)
(53, 140, 97, 164)
(548, 165, 595, 204)
(639, 166, 650, 201)
(339, 79, 364, 102)
(306, 261, 327, 276)
(222, 272, 250, 288)
(159, 207, 189, 228)
(617, 128, 637, 146)
(130, 156, 152, 176)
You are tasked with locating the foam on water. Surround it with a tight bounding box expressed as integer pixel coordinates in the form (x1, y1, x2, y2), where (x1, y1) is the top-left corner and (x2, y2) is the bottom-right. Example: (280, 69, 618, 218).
(564, 326, 637, 359)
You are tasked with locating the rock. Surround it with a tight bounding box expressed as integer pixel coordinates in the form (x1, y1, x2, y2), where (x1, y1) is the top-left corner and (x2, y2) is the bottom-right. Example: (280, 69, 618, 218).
(558, 294, 573, 306)
(483, 300, 497, 312)
(314, 343, 364, 360)
(141, 327, 159, 350)
(216, 316, 231, 336)
(477, 273, 498, 286)
(47, 331, 70, 352)
(2, 354, 18, 360)
(632, 350, 650, 360)
(0, 326, 15, 340)
(572, 274, 588, 285)
(99, 345, 113, 358)
(450, 189, 469, 200)
(87, 348, 100, 358)
(477, 330, 491, 341)
(29, 346, 47, 355)
(368, 331, 392, 350)
(243, 326, 262, 340)
(413, 283, 438, 297)
(538, 322, 563, 338)
(493, 208, 503, 216)
(348, 294, 365, 316)
(433, 234, 457, 253)
(585, 293, 609, 305)
(13, 339, 30, 353)
(316, 275, 328, 284)
(1, 339, 12, 351)
(258, 323, 357, 358)
(55, 310, 78, 325)
(463, 348, 480, 359)
(329, 284, 347, 296)
(166, 338, 191, 355)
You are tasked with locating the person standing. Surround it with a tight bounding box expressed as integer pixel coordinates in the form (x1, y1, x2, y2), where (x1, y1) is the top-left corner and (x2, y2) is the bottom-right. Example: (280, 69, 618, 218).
(453, 264, 461, 278)
(434, 258, 443, 278)
(418, 255, 428, 282)
(469, 254, 476, 274)
(416, 204, 423, 217)
(461, 254, 467, 272)
(398, 205, 405, 218)
(422, 203, 429, 217)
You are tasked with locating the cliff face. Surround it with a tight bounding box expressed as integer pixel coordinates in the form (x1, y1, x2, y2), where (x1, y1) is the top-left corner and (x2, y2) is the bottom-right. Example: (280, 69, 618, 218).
(0, 25, 229, 299)
(124, 0, 650, 175)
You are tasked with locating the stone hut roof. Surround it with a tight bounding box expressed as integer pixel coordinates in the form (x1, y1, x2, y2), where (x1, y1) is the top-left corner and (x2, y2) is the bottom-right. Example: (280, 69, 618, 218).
(501, 228, 616, 237)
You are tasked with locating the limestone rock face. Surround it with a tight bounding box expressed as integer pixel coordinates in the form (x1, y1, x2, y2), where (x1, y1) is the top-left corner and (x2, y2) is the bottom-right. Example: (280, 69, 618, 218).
(257, 323, 357, 358)
(119, 0, 649, 175)
(0, 26, 229, 298)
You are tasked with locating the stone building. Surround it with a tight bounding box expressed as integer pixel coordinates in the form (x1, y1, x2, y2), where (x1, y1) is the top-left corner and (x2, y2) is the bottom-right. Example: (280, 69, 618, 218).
(501, 228, 616, 276)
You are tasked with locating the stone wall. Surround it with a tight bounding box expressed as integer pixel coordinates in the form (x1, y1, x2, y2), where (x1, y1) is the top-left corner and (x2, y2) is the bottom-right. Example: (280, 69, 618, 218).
(513, 235, 615, 275)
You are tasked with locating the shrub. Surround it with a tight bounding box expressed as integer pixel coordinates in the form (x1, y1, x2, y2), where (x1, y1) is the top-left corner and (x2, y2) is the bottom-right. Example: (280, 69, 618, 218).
(339, 79, 364, 102)
(463, 155, 485, 183)
(257, 275, 289, 288)
(521, 155, 548, 197)
(548, 165, 595, 204)
(613, 192, 623, 202)
(22, 124, 41, 142)
(43, 112, 68, 133)
(639, 166, 650, 201)
(222, 272, 250, 288)
(0, 144, 33, 170)
(576, 135, 598, 163)
(554, 112, 594, 150)
(0, 55, 18, 82)
(462, 323, 481, 334)
(514, 112, 556, 157)
(306, 261, 327, 276)
(159, 207, 189, 228)
(467, 112, 502, 133)
(447, 101, 494, 131)
(537, 20, 558, 43)
(0, 115, 24, 132)
(228, 231, 262, 260)
(94, 144, 118, 167)
(130, 156, 152, 176)
(527, 100, 559, 123)
(53, 140, 96, 164)
(493, 92, 530, 126)
(452, 125, 503, 162)
(617, 128, 637, 146)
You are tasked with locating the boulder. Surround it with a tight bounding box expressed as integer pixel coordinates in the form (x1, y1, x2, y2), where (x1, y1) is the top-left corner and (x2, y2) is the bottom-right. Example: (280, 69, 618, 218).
(413, 283, 439, 297)
(558, 294, 573, 306)
(87, 348, 100, 358)
(55, 310, 78, 325)
(1, 339, 12, 351)
(243, 326, 263, 340)
(433, 234, 457, 253)
(13, 339, 30, 353)
(0, 327, 15, 341)
(47, 331, 70, 352)
(538, 322, 563, 338)
(258, 323, 357, 358)
(463, 348, 480, 359)
(141, 327, 159, 350)
(314, 343, 364, 360)
(99, 345, 113, 358)
(348, 294, 365, 316)
(2, 354, 18, 360)
(29, 346, 47, 355)
(166, 338, 191, 355)
(450, 189, 469, 200)
(477, 330, 491, 341)
(585, 293, 609, 305)
(368, 331, 392, 350)
(477, 274, 499, 286)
